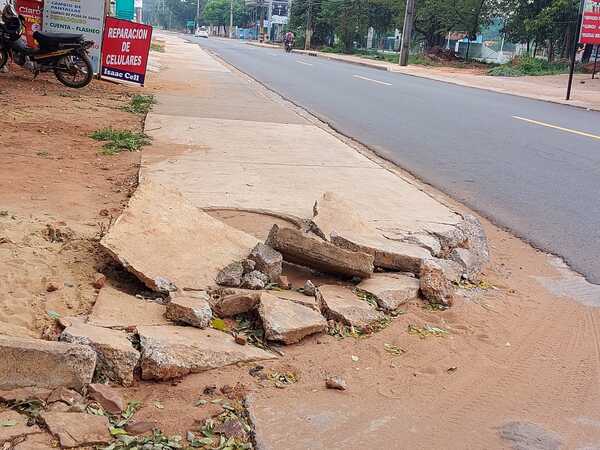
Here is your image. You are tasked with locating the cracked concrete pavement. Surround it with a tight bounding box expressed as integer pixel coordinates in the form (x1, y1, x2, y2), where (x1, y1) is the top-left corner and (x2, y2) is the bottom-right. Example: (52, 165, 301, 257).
(142, 33, 466, 246)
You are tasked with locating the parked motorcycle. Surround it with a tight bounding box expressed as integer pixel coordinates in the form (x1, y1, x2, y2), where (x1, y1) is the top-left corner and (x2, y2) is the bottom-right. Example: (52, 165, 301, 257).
(0, 0, 95, 88)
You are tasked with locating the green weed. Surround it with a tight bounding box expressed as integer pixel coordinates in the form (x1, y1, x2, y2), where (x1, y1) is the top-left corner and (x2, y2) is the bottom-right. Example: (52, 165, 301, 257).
(90, 128, 151, 155)
(123, 94, 156, 114)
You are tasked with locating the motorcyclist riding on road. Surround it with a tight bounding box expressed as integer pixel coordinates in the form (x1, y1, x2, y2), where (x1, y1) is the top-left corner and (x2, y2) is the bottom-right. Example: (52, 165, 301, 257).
(284, 31, 294, 52)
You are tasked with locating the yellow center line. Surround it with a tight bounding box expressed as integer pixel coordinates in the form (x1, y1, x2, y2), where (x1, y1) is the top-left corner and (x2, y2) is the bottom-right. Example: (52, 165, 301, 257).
(512, 116, 600, 141)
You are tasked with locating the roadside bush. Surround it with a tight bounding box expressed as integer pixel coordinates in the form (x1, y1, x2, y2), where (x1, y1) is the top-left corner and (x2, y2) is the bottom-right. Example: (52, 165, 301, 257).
(488, 56, 571, 77)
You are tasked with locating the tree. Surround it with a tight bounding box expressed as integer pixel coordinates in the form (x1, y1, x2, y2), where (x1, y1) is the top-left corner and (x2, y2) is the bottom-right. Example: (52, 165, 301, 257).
(203, 0, 250, 33)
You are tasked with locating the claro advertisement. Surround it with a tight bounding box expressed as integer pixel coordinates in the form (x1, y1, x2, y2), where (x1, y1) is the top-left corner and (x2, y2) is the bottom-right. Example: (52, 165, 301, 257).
(100, 16, 152, 86)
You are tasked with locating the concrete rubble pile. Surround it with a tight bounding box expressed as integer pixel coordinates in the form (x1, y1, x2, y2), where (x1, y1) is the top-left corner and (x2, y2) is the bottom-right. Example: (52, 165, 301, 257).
(0, 182, 489, 438)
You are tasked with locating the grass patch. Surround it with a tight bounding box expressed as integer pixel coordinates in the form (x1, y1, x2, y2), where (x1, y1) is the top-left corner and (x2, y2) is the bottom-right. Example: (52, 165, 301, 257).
(150, 40, 165, 52)
(123, 94, 155, 115)
(90, 128, 151, 155)
(488, 56, 572, 77)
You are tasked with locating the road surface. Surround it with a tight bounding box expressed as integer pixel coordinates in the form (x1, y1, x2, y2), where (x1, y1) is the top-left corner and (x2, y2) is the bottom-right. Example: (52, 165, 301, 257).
(191, 36, 600, 285)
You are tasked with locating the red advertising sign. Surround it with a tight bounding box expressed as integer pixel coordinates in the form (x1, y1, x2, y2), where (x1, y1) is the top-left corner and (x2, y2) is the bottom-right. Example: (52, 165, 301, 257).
(580, 0, 600, 45)
(15, 0, 43, 48)
(101, 17, 152, 86)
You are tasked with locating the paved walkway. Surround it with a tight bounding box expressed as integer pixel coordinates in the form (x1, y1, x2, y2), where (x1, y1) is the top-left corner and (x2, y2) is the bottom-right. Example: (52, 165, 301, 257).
(143, 33, 464, 241)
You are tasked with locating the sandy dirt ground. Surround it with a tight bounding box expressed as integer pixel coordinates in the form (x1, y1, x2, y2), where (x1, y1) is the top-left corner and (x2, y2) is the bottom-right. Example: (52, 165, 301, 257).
(0, 66, 142, 338)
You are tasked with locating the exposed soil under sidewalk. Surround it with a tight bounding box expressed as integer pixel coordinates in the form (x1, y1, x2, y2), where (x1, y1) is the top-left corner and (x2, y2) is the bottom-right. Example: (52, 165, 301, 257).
(0, 67, 144, 338)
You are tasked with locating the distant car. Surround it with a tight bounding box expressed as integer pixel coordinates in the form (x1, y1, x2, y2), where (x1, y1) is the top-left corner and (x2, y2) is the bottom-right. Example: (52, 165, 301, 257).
(195, 28, 209, 38)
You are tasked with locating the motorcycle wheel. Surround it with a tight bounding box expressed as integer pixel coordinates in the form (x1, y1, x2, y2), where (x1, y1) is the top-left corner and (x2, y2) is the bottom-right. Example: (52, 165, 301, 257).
(0, 49, 8, 70)
(54, 52, 93, 88)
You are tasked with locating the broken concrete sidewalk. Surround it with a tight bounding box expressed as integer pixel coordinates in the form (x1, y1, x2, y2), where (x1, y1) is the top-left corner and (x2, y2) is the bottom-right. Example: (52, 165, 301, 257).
(42, 412, 111, 448)
(357, 273, 420, 311)
(138, 325, 276, 380)
(166, 293, 213, 328)
(258, 292, 326, 344)
(267, 225, 374, 278)
(312, 192, 432, 274)
(87, 285, 169, 328)
(317, 285, 384, 330)
(60, 319, 139, 386)
(0, 334, 96, 392)
(101, 180, 258, 292)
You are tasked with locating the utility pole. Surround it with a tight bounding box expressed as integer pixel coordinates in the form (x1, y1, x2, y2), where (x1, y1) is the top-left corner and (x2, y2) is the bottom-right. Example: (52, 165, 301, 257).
(259, 0, 265, 42)
(229, 0, 234, 38)
(399, 0, 415, 66)
(304, 0, 312, 50)
(196, 0, 201, 31)
(566, 0, 585, 100)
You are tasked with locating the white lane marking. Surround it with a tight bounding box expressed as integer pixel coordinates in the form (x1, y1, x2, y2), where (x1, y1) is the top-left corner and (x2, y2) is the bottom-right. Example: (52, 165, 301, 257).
(296, 60, 313, 66)
(353, 75, 392, 86)
(513, 116, 600, 141)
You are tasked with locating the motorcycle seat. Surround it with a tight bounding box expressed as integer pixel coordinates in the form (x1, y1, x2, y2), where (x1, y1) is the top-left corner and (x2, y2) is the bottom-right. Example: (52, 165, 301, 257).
(33, 31, 83, 45)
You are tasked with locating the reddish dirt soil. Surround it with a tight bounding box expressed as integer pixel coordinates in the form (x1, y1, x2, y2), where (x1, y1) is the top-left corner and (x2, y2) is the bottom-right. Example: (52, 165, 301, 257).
(0, 66, 142, 338)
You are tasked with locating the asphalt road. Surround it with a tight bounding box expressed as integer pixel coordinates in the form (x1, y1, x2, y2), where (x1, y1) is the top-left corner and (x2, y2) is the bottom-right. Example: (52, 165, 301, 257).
(191, 36, 600, 285)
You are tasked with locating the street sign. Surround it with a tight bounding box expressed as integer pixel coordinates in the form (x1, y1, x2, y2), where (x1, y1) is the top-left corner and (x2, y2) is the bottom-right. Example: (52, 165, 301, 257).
(580, 0, 600, 44)
(101, 17, 152, 86)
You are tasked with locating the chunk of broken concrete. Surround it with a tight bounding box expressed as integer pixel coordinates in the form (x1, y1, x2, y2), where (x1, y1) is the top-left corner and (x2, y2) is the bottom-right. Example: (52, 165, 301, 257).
(419, 259, 454, 306)
(258, 293, 326, 344)
(209, 288, 261, 317)
(357, 273, 420, 311)
(267, 225, 374, 278)
(273, 289, 319, 311)
(303, 280, 316, 296)
(47, 387, 84, 406)
(433, 258, 463, 283)
(325, 376, 347, 391)
(88, 383, 124, 415)
(450, 247, 482, 281)
(457, 214, 490, 265)
(138, 325, 276, 380)
(0, 387, 52, 403)
(42, 412, 111, 448)
(60, 321, 139, 386)
(316, 285, 384, 330)
(241, 270, 269, 290)
(216, 261, 244, 287)
(87, 285, 169, 329)
(0, 410, 42, 445)
(249, 243, 283, 282)
(100, 180, 258, 292)
(312, 192, 431, 273)
(0, 335, 96, 392)
(166, 294, 212, 328)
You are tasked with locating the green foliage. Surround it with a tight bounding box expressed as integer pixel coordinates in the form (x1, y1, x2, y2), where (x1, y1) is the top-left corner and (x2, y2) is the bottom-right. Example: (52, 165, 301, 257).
(203, 0, 249, 27)
(123, 94, 156, 115)
(90, 128, 151, 155)
(488, 56, 571, 76)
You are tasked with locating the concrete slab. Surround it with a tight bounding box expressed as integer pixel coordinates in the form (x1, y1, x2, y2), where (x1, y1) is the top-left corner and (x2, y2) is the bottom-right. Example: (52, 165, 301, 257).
(142, 114, 461, 238)
(87, 285, 169, 328)
(258, 293, 326, 344)
(101, 180, 258, 292)
(138, 325, 276, 380)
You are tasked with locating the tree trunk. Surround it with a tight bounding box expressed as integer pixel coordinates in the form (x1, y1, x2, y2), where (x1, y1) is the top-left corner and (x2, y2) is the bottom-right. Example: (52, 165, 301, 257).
(547, 39, 554, 62)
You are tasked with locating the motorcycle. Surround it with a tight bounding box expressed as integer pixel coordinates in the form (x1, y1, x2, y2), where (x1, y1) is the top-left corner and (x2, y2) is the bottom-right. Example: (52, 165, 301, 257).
(284, 40, 293, 53)
(0, 0, 95, 88)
